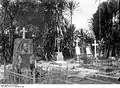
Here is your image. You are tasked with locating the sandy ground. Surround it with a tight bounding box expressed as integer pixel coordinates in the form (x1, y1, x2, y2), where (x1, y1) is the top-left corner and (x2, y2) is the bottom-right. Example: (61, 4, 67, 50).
(37, 61, 99, 78)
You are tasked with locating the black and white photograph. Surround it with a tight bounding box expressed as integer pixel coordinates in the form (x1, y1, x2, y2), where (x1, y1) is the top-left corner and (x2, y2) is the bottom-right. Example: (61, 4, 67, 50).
(0, 0, 120, 86)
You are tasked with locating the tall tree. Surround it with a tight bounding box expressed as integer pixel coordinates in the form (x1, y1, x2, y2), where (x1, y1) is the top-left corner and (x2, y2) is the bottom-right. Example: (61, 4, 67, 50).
(63, 24, 76, 58)
(67, 0, 79, 24)
(40, 0, 68, 60)
(91, 0, 119, 57)
(0, 0, 69, 61)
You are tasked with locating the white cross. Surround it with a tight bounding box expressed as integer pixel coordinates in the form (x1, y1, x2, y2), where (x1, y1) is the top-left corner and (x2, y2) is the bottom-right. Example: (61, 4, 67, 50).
(20, 27, 27, 39)
(92, 40, 98, 58)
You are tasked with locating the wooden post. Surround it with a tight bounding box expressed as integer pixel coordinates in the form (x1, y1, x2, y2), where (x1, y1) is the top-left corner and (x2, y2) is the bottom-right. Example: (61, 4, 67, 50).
(33, 69, 35, 84)
(33, 59, 36, 84)
(4, 56, 6, 82)
(40, 66, 41, 83)
(66, 63, 68, 84)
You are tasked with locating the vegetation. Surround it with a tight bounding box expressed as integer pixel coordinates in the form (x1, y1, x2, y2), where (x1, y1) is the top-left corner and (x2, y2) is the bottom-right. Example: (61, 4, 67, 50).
(0, 0, 80, 62)
(91, 0, 119, 57)
(67, 0, 80, 24)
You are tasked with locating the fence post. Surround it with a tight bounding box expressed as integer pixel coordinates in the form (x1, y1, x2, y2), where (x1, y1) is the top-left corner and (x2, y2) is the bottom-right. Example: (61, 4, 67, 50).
(33, 67, 36, 84)
(4, 57, 6, 82)
(39, 67, 41, 83)
(33, 58, 37, 84)
(66, 63, 68, 84)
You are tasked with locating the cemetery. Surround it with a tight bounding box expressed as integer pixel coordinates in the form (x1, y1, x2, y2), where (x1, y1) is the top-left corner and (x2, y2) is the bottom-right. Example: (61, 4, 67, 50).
(0, 0, 120, 84)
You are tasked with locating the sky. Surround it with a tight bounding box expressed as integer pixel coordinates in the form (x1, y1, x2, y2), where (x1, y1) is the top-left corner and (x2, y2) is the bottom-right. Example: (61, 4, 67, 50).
(72, 0, 107, 30)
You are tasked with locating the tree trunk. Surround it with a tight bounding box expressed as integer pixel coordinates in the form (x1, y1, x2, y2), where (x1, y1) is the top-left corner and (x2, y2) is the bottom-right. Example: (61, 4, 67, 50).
(107, 44, 110, 57)
(70, 11, 72, 25)
(104, 44, 108, 57)
(111, 44, 115, 56)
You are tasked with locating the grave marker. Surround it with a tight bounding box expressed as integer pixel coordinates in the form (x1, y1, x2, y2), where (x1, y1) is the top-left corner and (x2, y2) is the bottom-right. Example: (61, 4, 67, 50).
(20, 27, 27, 39)
(75, 39, 81, 62)
(86, 46, 92, 55)
(56, 37, 64, 61)
(92, 40, 98, 58)
(75, 40, 80, 55)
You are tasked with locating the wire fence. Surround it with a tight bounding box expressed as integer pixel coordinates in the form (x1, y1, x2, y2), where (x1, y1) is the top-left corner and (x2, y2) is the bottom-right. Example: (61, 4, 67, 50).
(1, 60, 120, 84)
(5, 70, 34, 84)
(2, 65, 76, 84)
(87, 59, 120, 69)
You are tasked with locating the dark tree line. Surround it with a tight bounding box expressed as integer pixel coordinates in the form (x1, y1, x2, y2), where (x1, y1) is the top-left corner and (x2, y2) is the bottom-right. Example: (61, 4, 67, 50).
(91, 0, 119, 57)
(0, 0, 79, 62)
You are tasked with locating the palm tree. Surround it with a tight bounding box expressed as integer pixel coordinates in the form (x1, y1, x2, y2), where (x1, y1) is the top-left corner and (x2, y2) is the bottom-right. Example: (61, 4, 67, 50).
(67, 0, 80, 25)
(92, 0, 119, 57)
(40, 0, 68, 60)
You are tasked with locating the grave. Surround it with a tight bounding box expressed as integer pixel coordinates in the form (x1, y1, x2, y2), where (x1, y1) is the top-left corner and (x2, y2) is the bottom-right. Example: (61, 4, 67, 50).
(92, 40, 98, 65)
(56, 37, 64, 61)
(75, 39, 81, 62)
(36, 59, 120, 84)
(92, 40, 98, 58)
(86, 45, 93, 62)
(86, 45, 92, 56)
(12, 27, 34, 74)
(91, 73, 120, 83)
(56, 52, 64, 61)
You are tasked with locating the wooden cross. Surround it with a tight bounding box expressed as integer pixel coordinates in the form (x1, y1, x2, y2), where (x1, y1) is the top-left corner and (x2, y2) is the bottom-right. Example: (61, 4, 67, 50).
(21, 27, 27, 39)
(92, 40, 98, 58)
